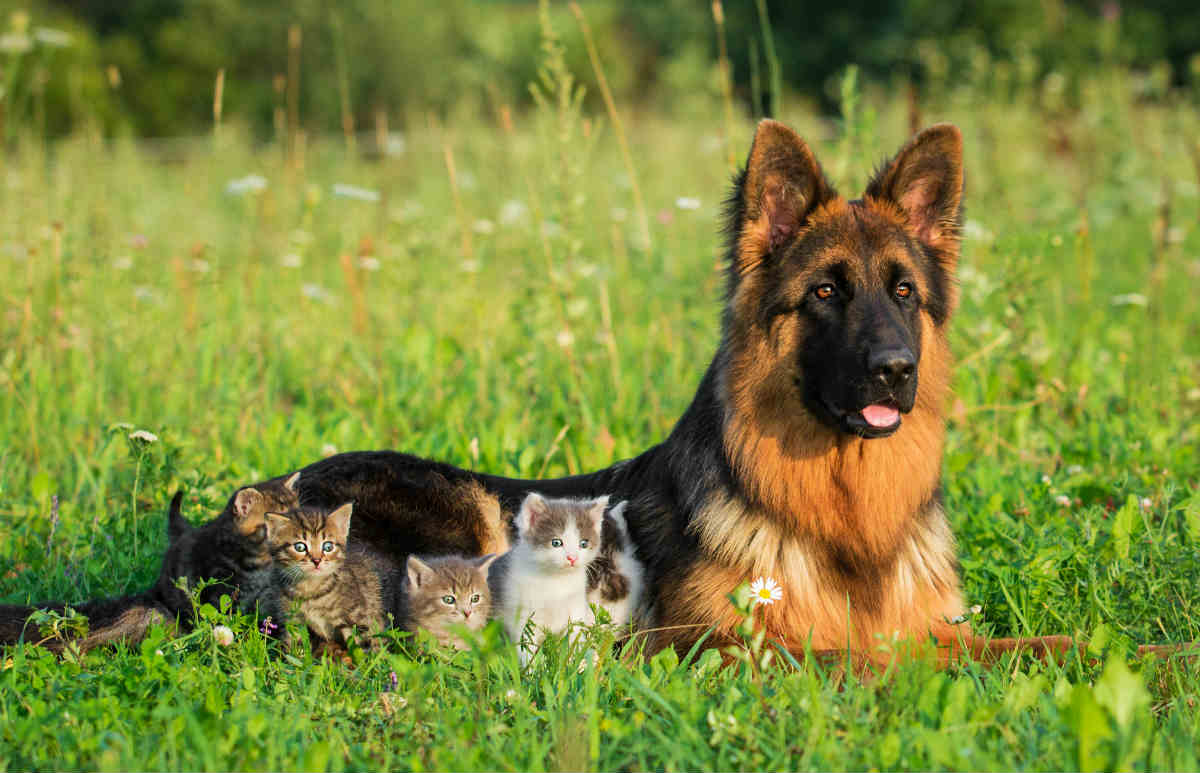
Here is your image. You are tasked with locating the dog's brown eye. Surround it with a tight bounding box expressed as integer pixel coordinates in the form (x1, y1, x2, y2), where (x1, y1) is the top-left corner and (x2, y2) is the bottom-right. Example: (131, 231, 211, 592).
(895, 282, 913, 300)
(814, 284, 836, 300)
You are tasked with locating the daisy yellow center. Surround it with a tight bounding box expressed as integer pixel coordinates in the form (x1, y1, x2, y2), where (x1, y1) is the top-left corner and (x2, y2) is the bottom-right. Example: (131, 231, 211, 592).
(756, 588, 773, 599)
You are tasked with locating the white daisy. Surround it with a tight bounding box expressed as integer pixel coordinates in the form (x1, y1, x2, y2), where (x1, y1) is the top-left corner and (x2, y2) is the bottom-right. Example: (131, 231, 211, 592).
(128, 429, 158, 444)
(749, 576, 782, 606)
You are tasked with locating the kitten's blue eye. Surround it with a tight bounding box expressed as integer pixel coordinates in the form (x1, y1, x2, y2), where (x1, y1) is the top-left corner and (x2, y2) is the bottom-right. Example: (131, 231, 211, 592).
(551, 538, 563, 548)
(293, 542, 307, 553)
(322, 541, 335, 553)
(441, 595, 455, 605)
(579, 539, 589, 549)
(471, 594, 481, 604)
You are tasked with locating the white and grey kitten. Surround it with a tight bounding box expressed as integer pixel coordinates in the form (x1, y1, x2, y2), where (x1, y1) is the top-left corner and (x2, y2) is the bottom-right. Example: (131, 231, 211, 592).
(488, 493, 606, 664)
(585, 501, 644, 629)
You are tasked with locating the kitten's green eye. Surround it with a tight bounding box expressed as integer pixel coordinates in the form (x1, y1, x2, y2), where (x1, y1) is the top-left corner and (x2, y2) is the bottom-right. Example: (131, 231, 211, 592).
(441, 595, 456, 606)
(293, 542, 307, 553)
(471, 594, 481, 604)
(550, 538, 563, 548)
(579, 539, 590, 549)
(321, 541, 335, 553)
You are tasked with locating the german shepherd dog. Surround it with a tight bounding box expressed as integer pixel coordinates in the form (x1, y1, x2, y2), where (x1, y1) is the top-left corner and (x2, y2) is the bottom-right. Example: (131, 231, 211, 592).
(0, 121, 1181, 663)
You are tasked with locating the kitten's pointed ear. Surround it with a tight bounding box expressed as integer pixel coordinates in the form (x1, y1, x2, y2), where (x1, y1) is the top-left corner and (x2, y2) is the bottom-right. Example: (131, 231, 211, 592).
(865, 123, 964, 269)
(327, 503, 353, 541)
(588, 496, 610, 528)
(516, 493, 547, 532)
(474, 553, 500, 576)
(283, 472, 301, 493)
(166, 490, 190, 542)
(233, 488, 268, 536)
(607, 500, 629, 533)
(735, 119, 836, 275)
(407, 555, 432, 588)
(263, 511, 290, 539)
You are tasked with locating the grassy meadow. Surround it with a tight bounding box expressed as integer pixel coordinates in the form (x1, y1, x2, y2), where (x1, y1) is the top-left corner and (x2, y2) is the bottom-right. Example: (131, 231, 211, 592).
(1, 62, 1200, 770)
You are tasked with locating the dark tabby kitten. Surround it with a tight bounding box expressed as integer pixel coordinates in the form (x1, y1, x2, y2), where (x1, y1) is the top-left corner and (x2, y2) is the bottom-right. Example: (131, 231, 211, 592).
(263, 503, 399, 650)
(585, 501, 644, 629)
(399, 554, 498, 649)
(0, 474, 301, 652)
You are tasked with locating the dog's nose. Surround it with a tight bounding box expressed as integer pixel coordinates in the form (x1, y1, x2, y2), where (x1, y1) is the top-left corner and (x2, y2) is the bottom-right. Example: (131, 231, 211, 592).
(868, 348, 915, 390)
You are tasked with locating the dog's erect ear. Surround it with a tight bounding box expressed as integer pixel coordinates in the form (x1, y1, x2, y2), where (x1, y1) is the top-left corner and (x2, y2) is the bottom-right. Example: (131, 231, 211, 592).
(736, 119, 836, 273)
(866, 123, 964, 266)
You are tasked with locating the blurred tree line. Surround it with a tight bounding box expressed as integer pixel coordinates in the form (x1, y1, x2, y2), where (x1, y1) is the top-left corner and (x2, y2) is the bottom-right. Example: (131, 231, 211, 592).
(2, 0, 1197, 138)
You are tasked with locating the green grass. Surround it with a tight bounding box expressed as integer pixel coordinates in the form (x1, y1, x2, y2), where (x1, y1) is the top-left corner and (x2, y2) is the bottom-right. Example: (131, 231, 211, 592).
(1, 66, 1200, 770)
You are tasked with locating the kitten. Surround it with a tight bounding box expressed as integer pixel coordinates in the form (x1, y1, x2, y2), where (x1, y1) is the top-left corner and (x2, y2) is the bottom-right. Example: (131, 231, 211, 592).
(399, 554, 498, 649)
(160, 471, 302, 616)
(488, 493, 606, 664)
(585, 501, 644, 630)
(263, 503, 398, 650)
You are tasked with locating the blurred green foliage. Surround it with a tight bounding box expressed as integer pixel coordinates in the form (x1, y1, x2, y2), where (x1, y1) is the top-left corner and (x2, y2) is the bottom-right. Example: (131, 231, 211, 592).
(1, 0, 1198, 138)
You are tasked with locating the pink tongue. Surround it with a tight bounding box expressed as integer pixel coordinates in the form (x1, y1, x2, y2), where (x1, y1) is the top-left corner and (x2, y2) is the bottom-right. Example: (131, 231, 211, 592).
(862, 404, 900, 428)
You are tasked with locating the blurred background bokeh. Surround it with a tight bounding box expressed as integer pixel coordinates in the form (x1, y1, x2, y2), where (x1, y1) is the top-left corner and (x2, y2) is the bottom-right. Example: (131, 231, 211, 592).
(3, 0, 1198, 140)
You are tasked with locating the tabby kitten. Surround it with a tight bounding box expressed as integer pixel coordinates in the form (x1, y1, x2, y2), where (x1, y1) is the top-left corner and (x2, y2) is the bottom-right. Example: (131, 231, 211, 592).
(263, 503, 398, 650)
(585, 501, 644, 629)
(488, 493, 606, 664)
(160, 472, 302, 616)
(399, 554, 498, 649)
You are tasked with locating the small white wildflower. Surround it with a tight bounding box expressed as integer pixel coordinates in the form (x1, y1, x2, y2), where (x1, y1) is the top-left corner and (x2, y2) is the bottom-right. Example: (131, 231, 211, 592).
(556, 329, 575, 348)
(359, 256, 381, 271)
(280, 253, 302, 268)
(749, 576, 782, 606)
(155, 649, 164, 656)
(212, 625, 234, 647)
(1139, 497, 1153, 511)
(113, 256, 134, 271)
(565, 298, 589, 319)
(33, 28, 72, 48)
(963, 220, 995, 242)
(1055, 494, 1072, 507)
(332, 183, 380, 202)
(133, 286, 157, 303)
(1040, 474, 1052, 485)
(394, 695, 408, 709)
(128, 429, 158, 444)
(472, 219, 496, 235)
(385, 133, 406, 157)
(321, 443, 338, 457)
(301, 283, 333, 303)
(675, 196, 701, 211)
(0, 35, 32, 54)
(190, 259, 210, 273)
(504, 689, 518, 703)
(970, 604, 982, 615)
(456, 171, 477, 191)
(1111, 293, 1148, 307)
(499, 200, 527, 225)
(577, 263, 598, 279)
(610, 207, 628, 222)
(225, 174, 268, 196)
(459, 259, 480, 273)
(541, 221, 564, 239)
(1050, 234, 1064, 247)
(1066, 465, 1084, 475)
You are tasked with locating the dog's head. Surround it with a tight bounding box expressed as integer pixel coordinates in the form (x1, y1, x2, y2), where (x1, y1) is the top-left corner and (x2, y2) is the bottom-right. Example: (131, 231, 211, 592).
(722, 120, 963, 439)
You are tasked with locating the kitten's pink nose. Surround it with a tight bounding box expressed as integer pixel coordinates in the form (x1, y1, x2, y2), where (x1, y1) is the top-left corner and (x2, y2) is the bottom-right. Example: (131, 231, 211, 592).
(463, 609, 472, 619)
(311, 557, 322, 569)
(566, 553, 578, 566)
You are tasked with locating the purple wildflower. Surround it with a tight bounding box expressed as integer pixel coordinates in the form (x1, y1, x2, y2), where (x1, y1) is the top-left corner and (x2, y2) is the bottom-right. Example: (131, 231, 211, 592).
(385, 671, 398, 693)
(259, 617, 278, 636)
